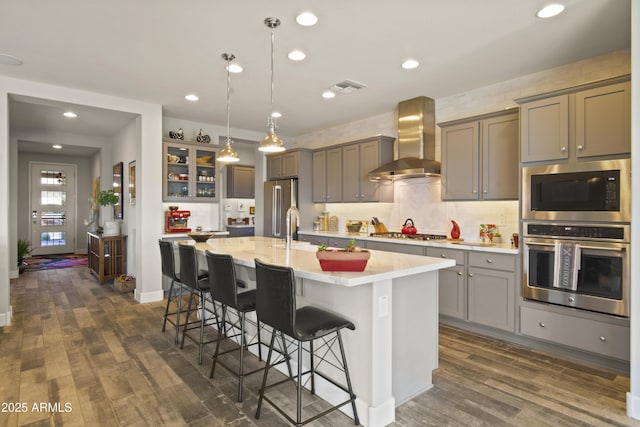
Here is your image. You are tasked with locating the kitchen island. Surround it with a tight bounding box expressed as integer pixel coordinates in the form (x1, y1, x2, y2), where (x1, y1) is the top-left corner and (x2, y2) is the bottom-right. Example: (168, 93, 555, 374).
(185, 236, 455, 427)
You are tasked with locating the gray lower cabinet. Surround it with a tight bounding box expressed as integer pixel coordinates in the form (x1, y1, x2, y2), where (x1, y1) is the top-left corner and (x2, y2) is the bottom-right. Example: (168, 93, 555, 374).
(520, 306, 629, 360)
(466, 252, 516, 332)
(426, 247, 466, 319)
(297, 234, 328, 247)
(367, 240, 423, 255)
(328, 236, 367, 249)
(226, 226, 254, 237)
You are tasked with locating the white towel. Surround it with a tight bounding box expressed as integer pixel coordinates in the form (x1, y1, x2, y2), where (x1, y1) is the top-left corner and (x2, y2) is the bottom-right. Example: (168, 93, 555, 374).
(553, 242, 581, 291)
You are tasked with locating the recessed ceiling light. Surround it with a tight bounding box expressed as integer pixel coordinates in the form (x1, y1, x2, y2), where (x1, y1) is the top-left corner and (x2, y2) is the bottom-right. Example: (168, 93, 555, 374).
(288, 50, 306, 61)
(296, 12, 318, 26)
(322, 90, 336, 99)
(52, 144, 62, 150)
(536, 3, 565, 18)
(271, 111, 282, 118)
(63, 111, 77, 118)
(227, 63, 243, 73)
(185, 94, 199, 101)
(401, 59, 420, 70)
(0, 53, 23, 66)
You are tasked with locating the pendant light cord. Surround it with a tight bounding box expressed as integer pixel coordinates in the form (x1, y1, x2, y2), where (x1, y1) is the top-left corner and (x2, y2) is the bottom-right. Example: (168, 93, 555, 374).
(270, 29, 275, 111)
(226, 56, 232, 143)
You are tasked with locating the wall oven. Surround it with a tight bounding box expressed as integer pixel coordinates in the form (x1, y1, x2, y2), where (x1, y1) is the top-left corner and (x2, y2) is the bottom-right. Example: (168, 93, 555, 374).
(522, 158, 630, 223)
(523, 222, 629, 317)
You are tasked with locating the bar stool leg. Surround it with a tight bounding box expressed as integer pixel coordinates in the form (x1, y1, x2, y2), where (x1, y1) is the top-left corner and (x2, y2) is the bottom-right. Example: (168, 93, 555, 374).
(209, 305, 227, 379)
(175, 284, 183, 345)
(238, 311, 246, 402)
(280, 332, 293, 378)
(180, 290, 197, 350)
(161, 279, 175, 333)
(337, 331, 359, 426)
(255, 333, 277, 419)
(310, 340, 315, 395)
(296, 340, 303, 426)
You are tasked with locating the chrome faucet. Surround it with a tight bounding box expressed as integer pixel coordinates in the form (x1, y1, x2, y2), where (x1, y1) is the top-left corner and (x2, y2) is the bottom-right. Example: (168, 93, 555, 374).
(285, 205, 299, 250)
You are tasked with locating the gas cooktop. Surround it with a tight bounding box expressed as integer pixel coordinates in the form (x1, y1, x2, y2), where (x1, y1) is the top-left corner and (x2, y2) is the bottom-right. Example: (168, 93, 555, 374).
(369, 232, 447, 241)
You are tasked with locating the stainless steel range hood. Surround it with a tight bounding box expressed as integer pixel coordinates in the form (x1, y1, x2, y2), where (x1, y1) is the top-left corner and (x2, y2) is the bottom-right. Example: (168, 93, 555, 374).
(368, 96, 440, 180)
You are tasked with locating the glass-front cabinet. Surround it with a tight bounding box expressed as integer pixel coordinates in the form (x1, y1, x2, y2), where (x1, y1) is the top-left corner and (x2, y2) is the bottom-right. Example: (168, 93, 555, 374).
(163, 138, 218, 202)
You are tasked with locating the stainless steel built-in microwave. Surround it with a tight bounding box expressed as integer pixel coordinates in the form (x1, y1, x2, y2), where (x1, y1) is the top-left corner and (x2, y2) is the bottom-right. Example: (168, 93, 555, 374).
(522, 158, 631, 223)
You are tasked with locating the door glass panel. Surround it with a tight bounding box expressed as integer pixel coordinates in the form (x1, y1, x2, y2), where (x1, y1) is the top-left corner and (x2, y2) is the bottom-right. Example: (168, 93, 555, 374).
(40, 170, 66, 186)
(40, 191, 66, 206)
(40, 211, 66, 226)
(578, 255, 623, 299)
(40, 231, 66, 247)
(528, 249, 554, 288)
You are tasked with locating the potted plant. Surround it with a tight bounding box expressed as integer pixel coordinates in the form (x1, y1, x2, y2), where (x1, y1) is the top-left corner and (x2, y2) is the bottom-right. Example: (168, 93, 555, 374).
(316, 238, 370, 271)
(97, 189, 120, 235)
(17, 238, 31, 273)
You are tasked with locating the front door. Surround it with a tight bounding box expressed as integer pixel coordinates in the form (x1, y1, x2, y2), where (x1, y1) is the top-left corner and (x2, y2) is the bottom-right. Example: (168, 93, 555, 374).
(30, 162, 77, 255)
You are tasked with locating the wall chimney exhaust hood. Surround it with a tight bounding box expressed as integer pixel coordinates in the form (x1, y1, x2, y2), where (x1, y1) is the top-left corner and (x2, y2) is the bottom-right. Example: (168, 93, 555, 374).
(368, 96, 440, 180)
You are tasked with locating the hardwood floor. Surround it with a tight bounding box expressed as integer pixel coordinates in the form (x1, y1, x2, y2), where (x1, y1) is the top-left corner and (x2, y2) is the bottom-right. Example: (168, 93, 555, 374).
(1, 267, 638, 426)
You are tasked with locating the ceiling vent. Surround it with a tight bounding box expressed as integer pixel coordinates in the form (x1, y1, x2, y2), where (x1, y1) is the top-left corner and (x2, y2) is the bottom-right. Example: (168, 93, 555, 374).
(329, 79, 367, 94)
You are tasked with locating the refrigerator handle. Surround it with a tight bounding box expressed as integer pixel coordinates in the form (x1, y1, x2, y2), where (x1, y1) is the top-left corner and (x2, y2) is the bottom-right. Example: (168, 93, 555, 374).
(273, 185, 282, 236)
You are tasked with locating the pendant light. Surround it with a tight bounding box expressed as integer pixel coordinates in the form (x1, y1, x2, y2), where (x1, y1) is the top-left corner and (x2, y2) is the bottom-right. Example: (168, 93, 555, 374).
(259, 17, 286, 153)
(217, 53, 240, 163)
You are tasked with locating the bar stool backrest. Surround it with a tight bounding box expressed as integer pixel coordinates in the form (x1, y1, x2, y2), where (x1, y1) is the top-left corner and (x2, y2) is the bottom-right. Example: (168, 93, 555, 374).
(178, 244, 201, 290)
(205, 251, 239, 308)
(159, 240, 178, 281)
(254, 258, 297, 339)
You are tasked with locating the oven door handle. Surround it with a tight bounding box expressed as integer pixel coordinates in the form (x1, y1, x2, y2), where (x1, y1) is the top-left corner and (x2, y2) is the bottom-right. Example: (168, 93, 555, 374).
(579, 245, 626, 252)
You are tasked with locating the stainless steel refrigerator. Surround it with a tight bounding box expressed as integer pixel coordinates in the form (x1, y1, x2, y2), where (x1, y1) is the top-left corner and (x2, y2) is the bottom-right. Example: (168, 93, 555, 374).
(264, 179, 298, 238)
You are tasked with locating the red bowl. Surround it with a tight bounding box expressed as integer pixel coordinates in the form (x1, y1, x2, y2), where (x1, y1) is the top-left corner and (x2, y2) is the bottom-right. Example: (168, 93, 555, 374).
(316, 250, 370, 272)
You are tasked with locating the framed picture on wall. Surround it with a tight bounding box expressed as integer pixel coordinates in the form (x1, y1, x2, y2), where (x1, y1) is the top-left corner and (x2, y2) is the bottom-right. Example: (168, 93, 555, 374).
(113, 162, 123, 219)
(129, 160, 136, 205)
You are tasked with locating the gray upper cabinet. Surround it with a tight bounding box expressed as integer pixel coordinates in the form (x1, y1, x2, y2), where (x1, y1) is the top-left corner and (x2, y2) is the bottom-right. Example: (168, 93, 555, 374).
(519, 77, 630, 163)
(341, 137, 394, 203)
(312, 148, 342, 202)
(440, 109, 519, 201)
(226, 165, 255, 198)
(267, 150, 300, 180)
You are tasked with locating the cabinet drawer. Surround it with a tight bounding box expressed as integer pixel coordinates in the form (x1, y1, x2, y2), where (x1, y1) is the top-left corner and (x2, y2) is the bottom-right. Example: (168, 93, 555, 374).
(520, 306, 629, 360)
(297, 234, 328, 247)
(425, 247, 464, 265)
(468, 251, 514, 271)
(367, 240, 423, 255)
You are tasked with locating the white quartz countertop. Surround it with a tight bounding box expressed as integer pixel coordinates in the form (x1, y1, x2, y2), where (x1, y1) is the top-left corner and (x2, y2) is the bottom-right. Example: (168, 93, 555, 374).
(299, 230, 519, 254)
(179, 236, 455, 287)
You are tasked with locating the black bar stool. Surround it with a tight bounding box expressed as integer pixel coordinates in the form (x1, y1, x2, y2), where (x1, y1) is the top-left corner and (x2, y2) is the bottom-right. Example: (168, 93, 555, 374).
(205, 251, 265, 402)
(254, 258, 359, 426)
(159, 240, 186, 344)
(178, 243, 220, 364)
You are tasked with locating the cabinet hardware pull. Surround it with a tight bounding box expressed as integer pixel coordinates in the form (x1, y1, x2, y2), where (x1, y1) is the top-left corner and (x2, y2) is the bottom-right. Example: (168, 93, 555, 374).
(483, 189, 487, 193)
(441, 254, 446, 258)
(468, 273, 473, 277)
(472, 189, 477, 194)
(600, 336, 606, 342)
(560, 146, 567, 152)
(457, 271, 462, 276)
(539, 322, 545, 328)
(486, 259, 493, 263)
(577, 145, 584, 150)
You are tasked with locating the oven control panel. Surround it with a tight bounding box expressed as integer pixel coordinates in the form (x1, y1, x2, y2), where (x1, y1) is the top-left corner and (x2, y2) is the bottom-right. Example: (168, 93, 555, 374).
(525, 223, 626, 240)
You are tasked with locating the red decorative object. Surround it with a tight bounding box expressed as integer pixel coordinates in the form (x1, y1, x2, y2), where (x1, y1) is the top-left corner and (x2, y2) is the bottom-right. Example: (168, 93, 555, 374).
(450, 220, 461, 239)
(401, 218, 417, 235)
(316, 250, 371, 272)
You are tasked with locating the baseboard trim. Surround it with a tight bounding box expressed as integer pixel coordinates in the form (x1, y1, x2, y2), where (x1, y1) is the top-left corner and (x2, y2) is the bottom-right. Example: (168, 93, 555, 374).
(135, 289, 163, 304)
(0, 306, 13, 327)
(628, 392, 640, 420)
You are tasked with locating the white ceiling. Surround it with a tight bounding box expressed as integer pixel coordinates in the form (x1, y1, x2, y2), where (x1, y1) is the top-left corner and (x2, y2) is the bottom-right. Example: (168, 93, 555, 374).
(0, 0, 631, 150)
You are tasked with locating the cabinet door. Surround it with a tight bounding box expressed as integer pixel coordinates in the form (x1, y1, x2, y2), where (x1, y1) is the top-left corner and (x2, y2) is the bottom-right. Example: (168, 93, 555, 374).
(575, 81, 630, 158)
(358, 140, 381, 201)
(228, 166, 254, 198)
(281, 152, 299, 178)
(482, 113, 519, 200)
(193, 147, 218, 200)
(267, 155, 282, 180)
(165, 142, 191, 200)
(312, 150, 327, 202)
(442, 121, 479, 200)
(366, 240, 424, 255)
(439, 266, 465, 319)
(325, 148, 343, 202)
(467, 267, 515, 332)
(297, 234, 329, 247)
(520, 94, 569, 162)
(342, 144, 360, 202)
